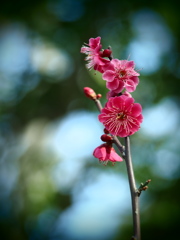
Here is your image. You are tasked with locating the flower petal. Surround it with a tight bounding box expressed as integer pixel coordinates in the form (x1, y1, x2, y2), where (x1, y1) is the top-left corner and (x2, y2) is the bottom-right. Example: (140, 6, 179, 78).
(123, 96, 134, 111)
(125, 60, 135, 68)
(109, 148, 123, 162)
(136, 114, 143, 123)
(130, 76, 139, 84)
(106, 78, 119, 90)
(102, 70, 115, 82)
(113, 81, 124, 93)
(93, 144, 106, 160)
(111, 96, 126, 110)
(125, 79, 136, 92)
(102, 62, 115, 72)
(118, 60, 128, 68)
(131, 103, 142, 117)
(89, 37, 101, 49)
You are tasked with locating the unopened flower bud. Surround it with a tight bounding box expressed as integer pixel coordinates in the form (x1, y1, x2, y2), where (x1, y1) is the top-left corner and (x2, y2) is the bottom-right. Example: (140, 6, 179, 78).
(103, 128, 109, 134)
(96, 94, 102, 99)
(101, 134, 113, 142)
(101, 49, 112, 58)
(83, 87, 97, 100)
(142, 186, 148, 191)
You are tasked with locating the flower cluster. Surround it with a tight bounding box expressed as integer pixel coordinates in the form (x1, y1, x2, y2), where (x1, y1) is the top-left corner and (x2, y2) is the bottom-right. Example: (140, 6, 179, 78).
(81, 37, 140, 93)
(81, 37, 143, 164)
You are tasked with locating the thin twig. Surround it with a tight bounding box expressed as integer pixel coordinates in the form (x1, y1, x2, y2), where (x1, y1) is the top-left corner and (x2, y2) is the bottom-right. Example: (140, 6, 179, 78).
(94, 98, 140, 239)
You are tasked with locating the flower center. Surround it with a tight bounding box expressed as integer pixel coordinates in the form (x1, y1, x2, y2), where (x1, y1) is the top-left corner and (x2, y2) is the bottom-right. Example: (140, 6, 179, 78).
(116, 112, 127, 120)
(119, 70, 126, 77)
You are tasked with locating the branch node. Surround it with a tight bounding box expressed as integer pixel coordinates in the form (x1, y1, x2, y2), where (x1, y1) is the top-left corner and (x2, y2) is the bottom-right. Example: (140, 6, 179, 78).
(137, 179, 151, 197)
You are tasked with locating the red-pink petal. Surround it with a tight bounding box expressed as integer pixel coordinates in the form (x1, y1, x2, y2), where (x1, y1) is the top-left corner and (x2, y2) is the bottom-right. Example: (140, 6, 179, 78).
(80, 46, 90, 53)
(102, 70, 115, 82)
(118, 128, 128, 137)
(89, 37, 101, 49)
(125, 79, 136, 92)
(123, 97, 134, 112)
(106, 78, 119, 90)
(113, 81, 124, 93)
(111, 96, 126, 109)
(130, 76, 139, 84)
(136, 114, 143, 123)
(125, 60, 135, 68)
(98, 113, 110, 123)
(131, 103, 142, 117)
(102, 62, 115, 72)
(93, 144, 106, 160)
(110, 59, 121, 67)
(109, 148, 123, 162)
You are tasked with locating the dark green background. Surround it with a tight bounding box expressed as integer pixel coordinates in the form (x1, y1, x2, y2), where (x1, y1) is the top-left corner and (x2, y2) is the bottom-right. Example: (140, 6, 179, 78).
(0, 0, 180, 239)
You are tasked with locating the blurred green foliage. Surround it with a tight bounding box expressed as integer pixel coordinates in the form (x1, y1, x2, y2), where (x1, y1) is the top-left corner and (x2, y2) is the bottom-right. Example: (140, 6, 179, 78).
(0, 0, 180, 240)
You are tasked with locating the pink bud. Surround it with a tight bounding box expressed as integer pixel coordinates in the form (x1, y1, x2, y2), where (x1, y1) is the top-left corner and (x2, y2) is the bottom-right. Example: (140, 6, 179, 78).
(101, 49, 112, 58)
(96, 94, 102, 99)
(101, 134, 113, 142)
(103, 128, 109, 134)
(83, 87, 97, 100)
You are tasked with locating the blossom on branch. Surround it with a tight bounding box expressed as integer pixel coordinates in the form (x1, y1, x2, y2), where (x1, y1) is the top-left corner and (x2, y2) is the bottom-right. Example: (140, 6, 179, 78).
(93, 143, 123, 165)
(81, 37, 110, 72)
(102, 59, 140, 93)
(98, 95, 143, 137)
(83, 87, 97, 99)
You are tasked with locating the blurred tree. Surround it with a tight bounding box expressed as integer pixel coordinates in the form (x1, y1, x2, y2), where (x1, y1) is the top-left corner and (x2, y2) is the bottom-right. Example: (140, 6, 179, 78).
(0, 0, 180, 240)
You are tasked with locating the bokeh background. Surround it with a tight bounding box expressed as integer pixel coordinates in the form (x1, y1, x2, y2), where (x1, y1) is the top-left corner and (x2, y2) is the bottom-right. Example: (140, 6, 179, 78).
(0, 0, 180, 239)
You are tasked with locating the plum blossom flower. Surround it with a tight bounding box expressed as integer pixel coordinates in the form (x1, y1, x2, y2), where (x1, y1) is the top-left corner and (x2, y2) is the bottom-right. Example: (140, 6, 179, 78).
(102, 59, 140, 93)
(81, 37, 110, 72)
(98, 95, 143, 137)
(93, 143, 123, 165)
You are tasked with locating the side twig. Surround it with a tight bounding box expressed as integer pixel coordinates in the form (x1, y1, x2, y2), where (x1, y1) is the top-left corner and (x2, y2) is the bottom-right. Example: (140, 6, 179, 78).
(137, 179, 151, 197)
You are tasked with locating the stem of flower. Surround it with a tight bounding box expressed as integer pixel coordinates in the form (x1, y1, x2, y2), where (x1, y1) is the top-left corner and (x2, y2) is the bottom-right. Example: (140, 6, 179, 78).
(94, 98, 140, 239)
(125, 137, 141, 240)
(94, 98, 103, 112)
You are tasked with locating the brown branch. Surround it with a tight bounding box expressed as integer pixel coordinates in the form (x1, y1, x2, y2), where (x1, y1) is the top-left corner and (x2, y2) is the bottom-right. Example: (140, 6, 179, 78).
(125, 137, 141, 240)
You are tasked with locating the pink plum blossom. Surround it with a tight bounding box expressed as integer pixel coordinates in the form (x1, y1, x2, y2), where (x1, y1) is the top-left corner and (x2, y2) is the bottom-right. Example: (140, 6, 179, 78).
(102, 59, 140, 93)
(98, 95, 143, 137)
(81, 37, 110, 72)
(93, 143, 123, 165)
